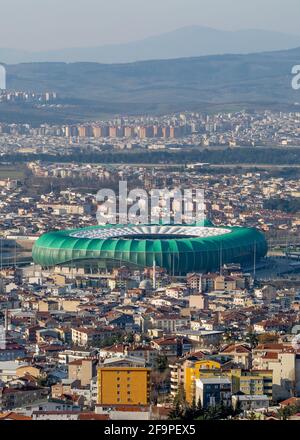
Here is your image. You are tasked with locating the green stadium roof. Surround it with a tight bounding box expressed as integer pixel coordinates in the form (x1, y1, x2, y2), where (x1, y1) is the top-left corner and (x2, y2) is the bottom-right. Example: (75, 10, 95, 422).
(32, 223, 268, 275)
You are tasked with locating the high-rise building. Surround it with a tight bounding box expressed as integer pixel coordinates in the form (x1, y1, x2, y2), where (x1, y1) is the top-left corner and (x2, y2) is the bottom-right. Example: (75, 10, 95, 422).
(109, 126, 118, 138)
(101, 125, 110, 137)
(153, 125, 163, 137)
(78, 126, 87, 137)
(124, 126, 134, 138)
(65, 126, 78, 137)
(162, 126, 170, 138)
(97, 367, 151, 405)
(93, 126, 102, 138)
(139, 127, 147, 139)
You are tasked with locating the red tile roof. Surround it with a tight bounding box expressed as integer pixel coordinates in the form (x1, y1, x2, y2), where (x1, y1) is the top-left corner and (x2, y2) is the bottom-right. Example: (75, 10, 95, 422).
(280, 397, 300, 407)
(78, 413, 109, 420)
(222, 344, 251, 354)
(0, 412, 32, 420)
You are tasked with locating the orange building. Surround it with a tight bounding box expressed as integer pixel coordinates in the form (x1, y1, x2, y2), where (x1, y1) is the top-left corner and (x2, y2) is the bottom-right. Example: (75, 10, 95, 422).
(97, 367, 151, 406)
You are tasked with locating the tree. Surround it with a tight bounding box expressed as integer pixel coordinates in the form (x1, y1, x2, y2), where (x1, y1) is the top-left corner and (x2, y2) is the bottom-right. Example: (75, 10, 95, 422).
(154, 355, 168, 372)
(202, 404, 223, 420)
(37, 377, 49, 387)
(246, 331, 259, 349)
(278, 404, 298, 420)
(169, 388, 238, 421)
(168, 385, 187, 420)
(124, 332, 135, 344)
(246, 411, 257, 421)
(168, 400, 184, 420)
(195, 397, 204, 419)
(233, 400, 243, 418)
(183, 397, 198, 420)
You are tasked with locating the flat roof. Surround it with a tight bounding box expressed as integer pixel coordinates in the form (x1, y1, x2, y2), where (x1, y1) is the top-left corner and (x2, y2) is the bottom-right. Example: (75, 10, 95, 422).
(233, 395, 269, 401)
(196, 377, 231, 385)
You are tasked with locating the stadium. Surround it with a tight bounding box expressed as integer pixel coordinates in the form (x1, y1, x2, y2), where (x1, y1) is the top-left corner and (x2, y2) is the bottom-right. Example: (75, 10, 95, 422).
(32, 222, 268, 276)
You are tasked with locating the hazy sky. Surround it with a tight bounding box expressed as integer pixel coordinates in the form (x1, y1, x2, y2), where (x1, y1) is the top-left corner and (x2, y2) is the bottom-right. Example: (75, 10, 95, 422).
(1, 0, 300, 51)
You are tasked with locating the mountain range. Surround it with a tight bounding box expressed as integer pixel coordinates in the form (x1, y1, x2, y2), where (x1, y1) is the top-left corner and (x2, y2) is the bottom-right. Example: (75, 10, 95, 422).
(1, 46, 300, 123)
(2, 26, 300, 64)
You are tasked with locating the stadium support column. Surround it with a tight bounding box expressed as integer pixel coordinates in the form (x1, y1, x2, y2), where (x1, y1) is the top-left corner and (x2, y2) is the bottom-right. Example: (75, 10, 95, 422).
(219, 242, 223, 275)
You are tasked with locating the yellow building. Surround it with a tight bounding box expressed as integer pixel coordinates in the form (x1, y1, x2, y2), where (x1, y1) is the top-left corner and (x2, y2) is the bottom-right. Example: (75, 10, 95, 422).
(230, 369, 273, 399)
(184, 362, 273, 403)
(184, 360, 222, 403)
(97, 367, 151, 406)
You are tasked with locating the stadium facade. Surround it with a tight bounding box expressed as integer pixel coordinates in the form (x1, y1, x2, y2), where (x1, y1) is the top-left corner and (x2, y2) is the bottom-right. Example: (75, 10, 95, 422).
(32, 222, 268, 276)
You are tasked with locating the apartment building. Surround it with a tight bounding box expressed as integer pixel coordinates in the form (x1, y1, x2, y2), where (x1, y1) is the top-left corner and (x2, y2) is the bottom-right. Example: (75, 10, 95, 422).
(97, 367, 151, 406)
